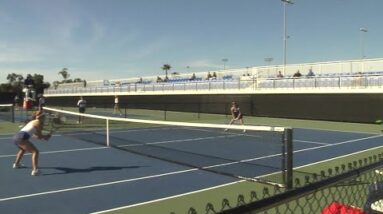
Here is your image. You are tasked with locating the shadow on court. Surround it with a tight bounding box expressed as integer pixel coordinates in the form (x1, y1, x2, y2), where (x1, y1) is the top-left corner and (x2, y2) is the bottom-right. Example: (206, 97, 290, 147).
(41, 165, 145, 175)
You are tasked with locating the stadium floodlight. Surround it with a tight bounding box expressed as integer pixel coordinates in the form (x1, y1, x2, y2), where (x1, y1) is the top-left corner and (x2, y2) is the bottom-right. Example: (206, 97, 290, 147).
(281, 0, 294, 4)
(359, 27, 368, 59)
(222, 58, 228, 70)
(264, 57, 273, 64)
(360, 28, 368, 33)
(281, 0, 294, 75)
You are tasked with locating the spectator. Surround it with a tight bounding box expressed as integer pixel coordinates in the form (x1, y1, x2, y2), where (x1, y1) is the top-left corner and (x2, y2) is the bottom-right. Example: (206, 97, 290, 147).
(307, 68, 315, 77)
(38, 94, 46, 111)
(277, 71, 284, 78)
(206, 72, 212, 80)
(190, 73, 196, 81)
(77, 96, 87, 123)
(212, 72, 217, 79)
(14, 95, 20, 109)
(293, 70, 302, 78)
(156, 76, 161, 83)
(113, 96, 123, 116)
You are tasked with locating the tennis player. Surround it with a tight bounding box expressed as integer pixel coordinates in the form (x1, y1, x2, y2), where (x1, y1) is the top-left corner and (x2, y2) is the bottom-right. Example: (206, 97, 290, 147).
(12, 111, 51, 176)
(225, 101, 246, 132)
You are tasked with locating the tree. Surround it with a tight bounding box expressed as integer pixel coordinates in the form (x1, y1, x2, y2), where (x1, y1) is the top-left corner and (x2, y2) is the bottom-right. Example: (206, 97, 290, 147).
(4, 73, 24, 93)
(6, 73, 24, 85)
(32, 74, 50, 95)
(58, 68, 70, 82)
(0, 73, 49, 95)
(55, 68, 84, 85)
(162, 64, 171, 81)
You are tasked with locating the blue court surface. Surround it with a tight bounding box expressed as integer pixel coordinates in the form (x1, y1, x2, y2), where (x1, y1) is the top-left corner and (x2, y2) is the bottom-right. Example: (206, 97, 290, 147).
(0, 126, 382, 214)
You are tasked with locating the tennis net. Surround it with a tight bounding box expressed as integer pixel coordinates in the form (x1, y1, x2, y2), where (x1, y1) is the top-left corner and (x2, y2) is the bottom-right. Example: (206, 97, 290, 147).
(0, 104, 15, 123)
(44, 106, 293, 188)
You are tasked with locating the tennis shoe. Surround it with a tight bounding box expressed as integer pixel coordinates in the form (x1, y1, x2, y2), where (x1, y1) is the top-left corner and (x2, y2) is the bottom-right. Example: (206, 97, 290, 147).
(13, 163, 24, 169)
(31, 169, 40, 176)
(243, 129, 246, 133)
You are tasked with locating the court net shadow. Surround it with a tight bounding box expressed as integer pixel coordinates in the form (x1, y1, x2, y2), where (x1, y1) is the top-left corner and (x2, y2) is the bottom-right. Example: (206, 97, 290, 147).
(41, 165, 144, 175)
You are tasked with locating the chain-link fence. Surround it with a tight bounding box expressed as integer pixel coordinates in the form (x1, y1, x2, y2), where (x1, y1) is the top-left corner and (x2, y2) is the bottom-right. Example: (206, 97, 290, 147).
(171, 153, 383, 214)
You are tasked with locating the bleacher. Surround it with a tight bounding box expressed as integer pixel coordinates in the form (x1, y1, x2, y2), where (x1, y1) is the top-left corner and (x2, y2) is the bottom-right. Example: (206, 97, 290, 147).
(44, 58, 383, 95)
(256, 71, 383, 90)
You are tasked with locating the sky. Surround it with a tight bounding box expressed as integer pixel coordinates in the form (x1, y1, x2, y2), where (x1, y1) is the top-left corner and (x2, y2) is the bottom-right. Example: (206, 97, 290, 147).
(0, 0, 382, 84)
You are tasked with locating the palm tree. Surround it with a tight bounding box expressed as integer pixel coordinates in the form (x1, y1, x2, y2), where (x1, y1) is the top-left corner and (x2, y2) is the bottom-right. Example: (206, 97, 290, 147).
(162, 64, 171, 81)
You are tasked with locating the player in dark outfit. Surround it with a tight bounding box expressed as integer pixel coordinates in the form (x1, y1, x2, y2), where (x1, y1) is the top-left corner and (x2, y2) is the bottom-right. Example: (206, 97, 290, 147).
(225, 101, 245, 132)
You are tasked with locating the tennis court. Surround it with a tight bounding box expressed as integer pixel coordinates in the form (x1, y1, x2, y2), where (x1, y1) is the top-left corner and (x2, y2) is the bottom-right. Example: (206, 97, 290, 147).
(0, 108, 383, 214)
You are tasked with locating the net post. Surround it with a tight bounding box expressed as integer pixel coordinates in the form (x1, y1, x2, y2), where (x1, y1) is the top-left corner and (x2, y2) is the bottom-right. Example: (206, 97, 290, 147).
(285, 128, 293, 190)
(106, 119, 110, 147)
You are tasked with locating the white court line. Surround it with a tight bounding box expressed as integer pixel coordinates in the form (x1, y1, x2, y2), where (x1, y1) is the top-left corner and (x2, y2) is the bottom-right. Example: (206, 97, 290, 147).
(0, 169, 197, 202)
(296, 144, 383, 170)
(0, 134, 238, 158)
(295, 139, 330, 146)
(90, 134, 383, 214)
(117, 134, 239, 147)
(293, 134, 383, 154)
(0, 130, 283, 203)
(1, 132, 381, 204)
(295, 141, 383, 170)
(296, 127, 380, 135)
(89, 181, 241, 214)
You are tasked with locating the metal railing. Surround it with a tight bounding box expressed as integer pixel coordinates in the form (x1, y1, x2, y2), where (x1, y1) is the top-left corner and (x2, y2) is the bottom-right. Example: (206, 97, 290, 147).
(45, 73, 383, 95)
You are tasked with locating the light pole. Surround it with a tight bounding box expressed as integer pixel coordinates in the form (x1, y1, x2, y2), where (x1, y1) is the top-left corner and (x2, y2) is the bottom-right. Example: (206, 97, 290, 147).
(281, 0, 293, 75)
(222, 58, 228, 70)
(359, 27, 368, 59)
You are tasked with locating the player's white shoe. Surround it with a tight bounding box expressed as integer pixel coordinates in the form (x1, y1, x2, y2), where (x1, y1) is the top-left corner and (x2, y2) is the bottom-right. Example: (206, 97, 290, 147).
(13, 163, 24, 169)
(31, 169, 40, 176)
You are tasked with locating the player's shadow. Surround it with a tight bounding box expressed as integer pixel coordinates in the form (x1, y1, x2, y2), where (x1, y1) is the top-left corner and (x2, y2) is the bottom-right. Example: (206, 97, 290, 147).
(41, 166, 143, 175)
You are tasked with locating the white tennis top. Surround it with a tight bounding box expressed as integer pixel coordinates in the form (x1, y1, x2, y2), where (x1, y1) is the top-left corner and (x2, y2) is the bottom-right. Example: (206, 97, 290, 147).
(20, 121, 37, 135)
